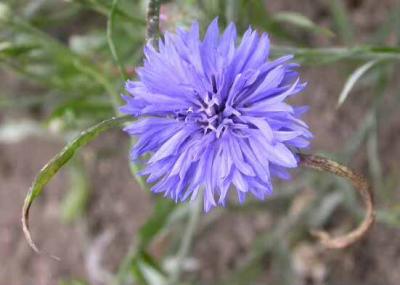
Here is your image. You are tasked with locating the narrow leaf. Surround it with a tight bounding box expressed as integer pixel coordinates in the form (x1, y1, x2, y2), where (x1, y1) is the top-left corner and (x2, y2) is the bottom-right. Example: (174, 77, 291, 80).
(271, 46, 400, 65)
(0, 42, 38, 57)
(72, 0, 146, 25)
(116, 199, 175, 284)
(329, 0, 354, 44)
(22, 115, 131, 257)
(107, 0, 128, 81)
(138, 199, 175, 249)
(273, 11, 334, 37)
(337, 60, 380, 107)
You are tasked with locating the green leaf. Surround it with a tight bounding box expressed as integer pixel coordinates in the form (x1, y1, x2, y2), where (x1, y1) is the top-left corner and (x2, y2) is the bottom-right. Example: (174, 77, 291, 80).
(130, 262, 149, 285)
(337, 60, 380, 107)
(138, 199, 176, 249)
(116, 199, 176, 284)
(328, 0, 354, 44)
(22, 115, 131, 256)
(240, 1, 293, 41)
(107, 0, 128, 81)
(273, 11, 334, 38)
(0, 42, 38, 57)
(49, 98, 113, 121)
(271, 46, 400, 65)
(139, 250, 168, 277)
(72, 0, 146, 25)
(4, 16, 121, 110)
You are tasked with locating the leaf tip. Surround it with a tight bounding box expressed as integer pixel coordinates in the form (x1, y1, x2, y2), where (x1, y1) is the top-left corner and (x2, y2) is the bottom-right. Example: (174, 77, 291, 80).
(22, 196, 61, 261)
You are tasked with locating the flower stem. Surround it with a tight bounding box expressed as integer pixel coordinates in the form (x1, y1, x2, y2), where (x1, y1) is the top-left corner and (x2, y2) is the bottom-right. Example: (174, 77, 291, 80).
(168, 197, 202, 284)
(107, 0, 128, 81)
(146, 0, 161, 45)
(299, 153, 375, 248)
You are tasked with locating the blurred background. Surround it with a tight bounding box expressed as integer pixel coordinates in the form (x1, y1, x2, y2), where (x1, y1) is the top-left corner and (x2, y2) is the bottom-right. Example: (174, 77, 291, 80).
(1, 0, 400, 284)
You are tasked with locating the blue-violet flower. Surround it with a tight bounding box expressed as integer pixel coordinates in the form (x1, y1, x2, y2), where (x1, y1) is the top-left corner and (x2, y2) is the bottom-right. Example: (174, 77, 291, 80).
(121, 19, 313, 211)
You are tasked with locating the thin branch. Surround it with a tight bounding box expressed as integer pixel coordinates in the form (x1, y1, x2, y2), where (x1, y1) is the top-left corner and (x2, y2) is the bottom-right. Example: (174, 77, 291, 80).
(299, 153, 375, 249)
(146, 0, 161, 45)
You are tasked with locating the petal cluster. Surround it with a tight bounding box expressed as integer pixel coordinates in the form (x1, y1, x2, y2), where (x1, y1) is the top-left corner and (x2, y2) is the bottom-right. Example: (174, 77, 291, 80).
(121, 19, 312, 211)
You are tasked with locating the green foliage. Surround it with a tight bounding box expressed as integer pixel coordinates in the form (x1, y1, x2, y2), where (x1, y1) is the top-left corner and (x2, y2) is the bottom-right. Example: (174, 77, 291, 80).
(328, 0, 354, 44)
(116, 198, 176, 285)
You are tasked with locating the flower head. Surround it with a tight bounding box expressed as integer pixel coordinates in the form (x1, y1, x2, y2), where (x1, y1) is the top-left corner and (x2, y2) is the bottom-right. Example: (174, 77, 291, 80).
(121, 19, 312, 211)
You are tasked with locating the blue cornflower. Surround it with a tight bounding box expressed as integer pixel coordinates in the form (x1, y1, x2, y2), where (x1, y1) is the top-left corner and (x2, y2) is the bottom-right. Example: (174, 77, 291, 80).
(121, 19, 312, 211)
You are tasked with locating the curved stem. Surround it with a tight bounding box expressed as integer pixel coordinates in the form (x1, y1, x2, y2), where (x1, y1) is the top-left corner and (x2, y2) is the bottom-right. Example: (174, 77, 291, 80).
(146, 0, 161, 45)
(299, 153, 375, 249)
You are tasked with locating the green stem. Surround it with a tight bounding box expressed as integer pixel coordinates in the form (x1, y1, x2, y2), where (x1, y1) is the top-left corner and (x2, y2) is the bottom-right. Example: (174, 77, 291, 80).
(73, 0, 146, 25)
(271, 45, 400, 64)
(107, 0, 128, 81)
(146, 0, 161, 45)
(168, 198, 202, 285)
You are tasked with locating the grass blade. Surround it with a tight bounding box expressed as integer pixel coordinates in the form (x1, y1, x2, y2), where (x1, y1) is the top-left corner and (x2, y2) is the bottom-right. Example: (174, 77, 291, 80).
(337, 60, 380, 107)
(115, 199, 176, 284)
(22, 115, 131, 258)
(273, 11, 334, 38)
(107, 0, 128, 81)
(72, 0, 146, 25)
(328, 0, 354, 44)
(271, 46, 400, 64)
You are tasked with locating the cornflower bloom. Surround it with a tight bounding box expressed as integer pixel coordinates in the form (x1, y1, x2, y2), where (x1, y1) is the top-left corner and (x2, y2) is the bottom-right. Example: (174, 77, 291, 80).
(121, 19, 312, 211)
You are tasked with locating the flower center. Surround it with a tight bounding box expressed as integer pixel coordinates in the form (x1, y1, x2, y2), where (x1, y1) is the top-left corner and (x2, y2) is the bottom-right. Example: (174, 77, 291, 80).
(177, 75, 242, 138)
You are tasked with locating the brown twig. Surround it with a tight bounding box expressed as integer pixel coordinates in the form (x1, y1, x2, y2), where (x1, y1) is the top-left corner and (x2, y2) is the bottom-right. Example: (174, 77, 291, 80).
(299, 153, 375, 249)
(146, 0, 161, 45)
